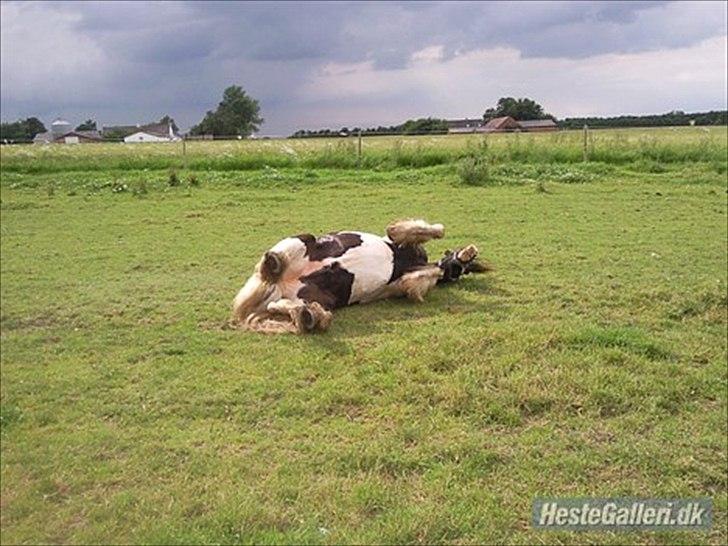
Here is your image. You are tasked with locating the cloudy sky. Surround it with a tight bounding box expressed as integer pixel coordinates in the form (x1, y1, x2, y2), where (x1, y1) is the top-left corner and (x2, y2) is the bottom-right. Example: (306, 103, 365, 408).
(1, 0, 726, 135)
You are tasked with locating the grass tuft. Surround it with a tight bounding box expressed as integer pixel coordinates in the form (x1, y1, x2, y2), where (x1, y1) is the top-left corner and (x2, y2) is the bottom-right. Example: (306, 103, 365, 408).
(168, 170, 180, 186)
(566, 325, 673, 361)
(457, 156, 491, 186)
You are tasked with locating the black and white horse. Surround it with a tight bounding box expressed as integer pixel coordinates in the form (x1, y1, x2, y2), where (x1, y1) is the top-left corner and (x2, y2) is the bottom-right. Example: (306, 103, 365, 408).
(231, 219, 489, 333)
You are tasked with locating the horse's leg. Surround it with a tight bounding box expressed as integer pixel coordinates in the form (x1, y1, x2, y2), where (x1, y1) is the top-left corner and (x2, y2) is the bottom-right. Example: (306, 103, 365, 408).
(267, 298, 333, 333)
(243, 312, 300, 334)
(386, 219, 444, 246)
(397, 265, 443, 302)
(437, 244, 493, 283)
(455, 244, 479, 264)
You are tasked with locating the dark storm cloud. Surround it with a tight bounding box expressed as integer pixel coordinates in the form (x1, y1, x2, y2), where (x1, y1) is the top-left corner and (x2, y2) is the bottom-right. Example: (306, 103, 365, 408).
(185, 1, 720, 63)
(44, 1, 723, 66)
(1, 1, 726, 134)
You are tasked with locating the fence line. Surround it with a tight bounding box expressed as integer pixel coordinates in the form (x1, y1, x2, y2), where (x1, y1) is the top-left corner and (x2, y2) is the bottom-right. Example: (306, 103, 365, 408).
(3, 122, 725, 146)
(0, 126, 583, 145)
(5, 123, 723, 145)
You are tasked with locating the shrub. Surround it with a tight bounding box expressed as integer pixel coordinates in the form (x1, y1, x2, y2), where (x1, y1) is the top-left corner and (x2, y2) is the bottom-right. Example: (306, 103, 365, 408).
(168, 170, 180, 186)
(457, 156, 490, 186)
(187, 174, 200, 187)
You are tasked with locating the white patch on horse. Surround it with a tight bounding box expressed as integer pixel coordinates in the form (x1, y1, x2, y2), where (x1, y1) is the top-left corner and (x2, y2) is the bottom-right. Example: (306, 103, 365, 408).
(333, 232, 394, 304)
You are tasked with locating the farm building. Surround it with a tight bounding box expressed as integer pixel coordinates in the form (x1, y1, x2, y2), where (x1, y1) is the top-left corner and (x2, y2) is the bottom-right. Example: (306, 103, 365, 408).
(124, 122, 181, 143)
(481, 116, 521, 133)
(33, 130, 103, 144)
(446, 116, 559, 134)
(101, 125, 139, 139)
(446, 118, 485, 134)
(516, 119, 558, 132)
(480, 116, 559, 133)
(33, 118, 103, 144)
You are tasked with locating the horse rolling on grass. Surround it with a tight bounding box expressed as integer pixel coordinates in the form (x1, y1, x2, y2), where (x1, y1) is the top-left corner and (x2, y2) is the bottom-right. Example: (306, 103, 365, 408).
(231, 219, 491, 334)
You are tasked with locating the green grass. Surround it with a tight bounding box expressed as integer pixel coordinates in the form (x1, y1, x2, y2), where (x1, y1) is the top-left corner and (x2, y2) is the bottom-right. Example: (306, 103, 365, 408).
(1, 126, 726, 174)
(0, 133, 727, 544)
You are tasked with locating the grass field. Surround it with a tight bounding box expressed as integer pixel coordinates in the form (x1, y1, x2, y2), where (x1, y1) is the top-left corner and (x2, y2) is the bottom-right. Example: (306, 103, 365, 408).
(1, 127, 727, 544)
(2, 126, 727, 174)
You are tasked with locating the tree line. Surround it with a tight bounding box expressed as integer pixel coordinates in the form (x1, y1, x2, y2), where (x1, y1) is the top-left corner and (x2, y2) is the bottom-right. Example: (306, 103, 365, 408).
(0, 115, 180, 143)
(291, 97, 556, 137)
(291, 117, 450, 138)
(2, 91, 727, 143)
(0, 117, 46, 142)
(1, 85, 263, 143)
(559, 110, 727, 129)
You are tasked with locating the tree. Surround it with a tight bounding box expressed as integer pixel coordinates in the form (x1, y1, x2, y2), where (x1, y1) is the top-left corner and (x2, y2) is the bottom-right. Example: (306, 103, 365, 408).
(0, 117, 47, 142)
(190, 85, 263, 137)
(158, 115, 179, 134)
(399, 117, 449, 134)
(289, 118, 448, 138)
(483, 97, 553, 121)
(75, 119, 97, 131)
(0, 121, 25, 142)
(25, 117, 47, 138)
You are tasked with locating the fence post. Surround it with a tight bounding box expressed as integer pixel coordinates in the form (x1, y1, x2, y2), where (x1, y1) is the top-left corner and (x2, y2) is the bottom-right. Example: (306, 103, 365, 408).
(583, 124, 589, 162)
(357, 129, 362, 168)
(182, 136, 188, 170)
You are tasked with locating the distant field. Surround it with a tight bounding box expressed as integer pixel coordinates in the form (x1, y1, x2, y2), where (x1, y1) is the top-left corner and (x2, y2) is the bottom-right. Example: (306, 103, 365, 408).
(0, 127, 726, 544)
(1, 126, 726, 173)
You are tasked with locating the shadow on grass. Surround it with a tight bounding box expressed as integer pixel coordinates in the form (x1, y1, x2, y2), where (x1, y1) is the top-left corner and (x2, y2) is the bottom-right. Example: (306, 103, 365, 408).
(305, 274, 509, 345)
(208, 274, 507, 349)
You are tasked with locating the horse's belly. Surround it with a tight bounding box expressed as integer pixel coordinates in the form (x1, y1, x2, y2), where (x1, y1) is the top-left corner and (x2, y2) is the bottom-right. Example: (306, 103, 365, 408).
(335, 233, 394, 304)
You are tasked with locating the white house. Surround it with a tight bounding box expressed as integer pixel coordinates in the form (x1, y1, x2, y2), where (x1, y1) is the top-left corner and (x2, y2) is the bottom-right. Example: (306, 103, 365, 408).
(124, 122, 181, 143)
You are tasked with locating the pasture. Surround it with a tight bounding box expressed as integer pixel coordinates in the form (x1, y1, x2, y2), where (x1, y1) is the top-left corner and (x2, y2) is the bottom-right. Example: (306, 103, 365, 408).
(1, 127, 727, 544)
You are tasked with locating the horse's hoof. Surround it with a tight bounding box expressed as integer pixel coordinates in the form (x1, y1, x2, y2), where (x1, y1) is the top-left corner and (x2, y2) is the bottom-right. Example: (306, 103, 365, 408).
(299, 306, 317, 332)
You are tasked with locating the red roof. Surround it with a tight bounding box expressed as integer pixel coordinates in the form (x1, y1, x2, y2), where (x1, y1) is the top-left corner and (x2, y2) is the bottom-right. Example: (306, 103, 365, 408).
(483, 116, 518, 129)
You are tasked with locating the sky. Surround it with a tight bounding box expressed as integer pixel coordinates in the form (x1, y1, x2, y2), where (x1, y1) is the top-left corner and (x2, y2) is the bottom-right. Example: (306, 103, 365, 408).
(1, 0, 726, 135)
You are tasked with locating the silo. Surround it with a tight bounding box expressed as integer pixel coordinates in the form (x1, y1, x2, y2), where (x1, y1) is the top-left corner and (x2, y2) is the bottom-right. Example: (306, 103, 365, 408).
(51, 118, 71, 136)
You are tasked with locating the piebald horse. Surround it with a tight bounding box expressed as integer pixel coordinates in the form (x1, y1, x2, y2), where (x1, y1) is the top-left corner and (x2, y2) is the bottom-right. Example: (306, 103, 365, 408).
(232, 219, 489, 333)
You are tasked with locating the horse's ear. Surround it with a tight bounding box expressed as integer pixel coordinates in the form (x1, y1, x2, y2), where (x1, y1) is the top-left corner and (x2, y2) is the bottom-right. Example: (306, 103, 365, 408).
(466, 259, 494, 273)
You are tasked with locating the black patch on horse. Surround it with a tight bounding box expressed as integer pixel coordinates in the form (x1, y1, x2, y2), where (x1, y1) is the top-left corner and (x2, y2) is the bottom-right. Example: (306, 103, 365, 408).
(437, 250, 484, 284)
(439, 260, 464, 283)
(297, 261, 355, 310)
(296, 232, 363, 261)
(387, 243, 429, 283)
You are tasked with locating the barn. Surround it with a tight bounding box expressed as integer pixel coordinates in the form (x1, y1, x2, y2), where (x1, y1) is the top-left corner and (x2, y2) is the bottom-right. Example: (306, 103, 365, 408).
(481, 116, 521, 133)
(33, 131, 103, 144)
(446, 118, 485, 134)
(447, 116, 560, 134)
(33, 118, 103, 144)
(124, 122, 181, 143)
(516, 119, 558, 132)
(480, 116, 559, 133)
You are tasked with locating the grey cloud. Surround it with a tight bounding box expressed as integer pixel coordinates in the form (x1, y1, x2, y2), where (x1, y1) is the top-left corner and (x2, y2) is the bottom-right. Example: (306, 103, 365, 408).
(56, 1, 726, 67)
(1, 0, 726, 134)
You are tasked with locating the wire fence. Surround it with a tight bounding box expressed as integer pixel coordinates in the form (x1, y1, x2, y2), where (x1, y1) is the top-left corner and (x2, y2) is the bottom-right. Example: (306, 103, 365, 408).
(3, 125, 725, 174)
(5, 122, 715, 146)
